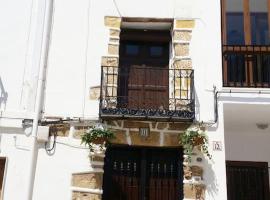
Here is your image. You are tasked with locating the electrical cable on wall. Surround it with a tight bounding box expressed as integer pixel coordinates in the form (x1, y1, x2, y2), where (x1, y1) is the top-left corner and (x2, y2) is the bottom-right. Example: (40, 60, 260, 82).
(55, 141, 89, 149)
(44, 126, 57, 153)
(81, 0, 92, 135)
(172, 0, 176, 18)
(20, 0, 35, 107)
(113, 0, 122, 17)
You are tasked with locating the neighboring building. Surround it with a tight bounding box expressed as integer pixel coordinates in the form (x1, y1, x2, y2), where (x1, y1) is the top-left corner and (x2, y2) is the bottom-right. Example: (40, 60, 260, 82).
(0, 0, 270, 200)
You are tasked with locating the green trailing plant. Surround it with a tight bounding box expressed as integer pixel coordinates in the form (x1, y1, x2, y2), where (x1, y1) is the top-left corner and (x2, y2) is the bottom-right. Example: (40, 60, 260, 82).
(81, 125, 115, 152)
(179, 126, 212, 162)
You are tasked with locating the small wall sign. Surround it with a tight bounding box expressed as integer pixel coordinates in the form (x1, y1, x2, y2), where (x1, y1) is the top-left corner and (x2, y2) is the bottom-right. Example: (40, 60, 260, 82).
(139, 127, 150, 139)
(213, 141, 222, 151)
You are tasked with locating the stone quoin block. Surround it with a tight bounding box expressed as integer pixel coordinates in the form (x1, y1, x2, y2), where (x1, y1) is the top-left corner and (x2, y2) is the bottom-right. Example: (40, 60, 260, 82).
(173, 30, 192, 41)
(175, 20, 195, 29)
(104, 16, 121, 28)
(109, 29, 120, 37)
(101, 56, 119, 67)
(72, 173, 103, 189)
(174, 43, 189, 57)
(173, 59, 192, 69)
(184, 184, 205, 200)
(72, 192, 101, 200)
(108, 44, 119, 55)
(89, 86, 100, 100)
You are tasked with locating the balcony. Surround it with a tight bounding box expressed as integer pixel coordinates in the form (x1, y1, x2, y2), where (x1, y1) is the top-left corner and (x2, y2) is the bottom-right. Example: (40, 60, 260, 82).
(223, 45, 270, 88)
(100, 66, 195, 121)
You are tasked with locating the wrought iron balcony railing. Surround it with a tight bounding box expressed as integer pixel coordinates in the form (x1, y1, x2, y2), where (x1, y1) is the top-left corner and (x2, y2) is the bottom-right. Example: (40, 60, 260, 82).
(100, 66, 195, 121)
(223, 45, 270, 87)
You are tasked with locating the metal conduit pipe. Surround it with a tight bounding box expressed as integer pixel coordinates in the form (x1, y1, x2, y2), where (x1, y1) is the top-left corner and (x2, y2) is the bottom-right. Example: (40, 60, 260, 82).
(24, 0, 54, 199)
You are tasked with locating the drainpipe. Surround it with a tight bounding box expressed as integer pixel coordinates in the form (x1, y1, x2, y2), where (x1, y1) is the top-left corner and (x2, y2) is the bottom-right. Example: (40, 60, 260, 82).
(25, 0, 54, 199)
(208, 87, 270, 125)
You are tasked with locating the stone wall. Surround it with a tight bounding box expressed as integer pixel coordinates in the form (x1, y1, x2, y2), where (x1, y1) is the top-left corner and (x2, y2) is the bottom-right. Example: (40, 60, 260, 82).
(106, 120, 189, 147)
(49, 120, 206, 200)
(100, 16, 122, 107)
(170, 19, 195, 111)
(183, 148, 206, 200)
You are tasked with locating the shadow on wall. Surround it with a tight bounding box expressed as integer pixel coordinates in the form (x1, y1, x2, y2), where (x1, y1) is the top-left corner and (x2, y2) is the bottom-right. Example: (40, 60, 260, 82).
(194, 88, 200, 120)
(0, 77, 8, 111)
(204, 159, 219, 199)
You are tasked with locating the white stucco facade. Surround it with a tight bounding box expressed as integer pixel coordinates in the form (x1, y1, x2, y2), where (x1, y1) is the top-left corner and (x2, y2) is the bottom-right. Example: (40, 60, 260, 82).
(1, 0, 269, 200)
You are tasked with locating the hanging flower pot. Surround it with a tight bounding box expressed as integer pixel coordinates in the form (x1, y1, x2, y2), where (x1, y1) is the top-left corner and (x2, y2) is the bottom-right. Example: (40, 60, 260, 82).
(192, 136, 205, 146)
(91, 136, 107, 145)
(81, 124, 115, 152)
(179, 126, 212, 162)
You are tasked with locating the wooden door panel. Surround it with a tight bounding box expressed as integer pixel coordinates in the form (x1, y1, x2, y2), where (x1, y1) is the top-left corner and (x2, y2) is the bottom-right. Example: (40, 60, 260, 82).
(226, 161, 270, 200)
(103, 147, 183, 200)
(128, 66, 169, 109)
(119, 34, 170, 110)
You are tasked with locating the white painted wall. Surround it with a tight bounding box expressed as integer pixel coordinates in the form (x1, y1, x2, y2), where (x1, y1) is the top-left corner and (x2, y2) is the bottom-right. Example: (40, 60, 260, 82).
(0, 134, 30, 200)
(32, 137, 91, 200)
(204, 103, 227, 200)
(44, 0, 223, 121)
(225, 121, 270, 186)
(0, 132, 91, 200)
(225, 125, 270, 165)
(0, 0, 223, 120)
(224, 102, 270, 185)
(0, 0, 34, 112)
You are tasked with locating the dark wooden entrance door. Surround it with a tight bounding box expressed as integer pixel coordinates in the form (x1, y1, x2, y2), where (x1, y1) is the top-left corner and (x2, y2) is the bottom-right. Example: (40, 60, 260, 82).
(226, 161, 270, 200)
(102, 146, 183, 200)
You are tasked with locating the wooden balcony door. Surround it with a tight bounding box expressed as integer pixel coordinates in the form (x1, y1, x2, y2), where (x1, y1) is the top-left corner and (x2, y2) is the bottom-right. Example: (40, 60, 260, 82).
(226, 161, 270, 200)
(102, 146, 183, 200)
(118, 29, 170, 110)
(127, 65, 169, 110)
